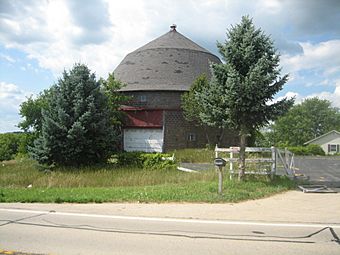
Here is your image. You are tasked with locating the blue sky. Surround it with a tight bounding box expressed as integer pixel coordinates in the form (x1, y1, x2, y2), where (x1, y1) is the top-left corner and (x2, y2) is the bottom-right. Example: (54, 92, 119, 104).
(1, 0, 340, 133)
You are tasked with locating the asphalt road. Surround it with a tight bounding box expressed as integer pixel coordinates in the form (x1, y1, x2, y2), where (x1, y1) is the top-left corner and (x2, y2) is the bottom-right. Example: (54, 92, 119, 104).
(1, 208, 339, 255)
(294, 157, 340, 188)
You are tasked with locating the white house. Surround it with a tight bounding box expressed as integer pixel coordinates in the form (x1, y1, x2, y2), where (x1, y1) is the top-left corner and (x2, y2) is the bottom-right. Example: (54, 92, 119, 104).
(304, 130, 340, 155)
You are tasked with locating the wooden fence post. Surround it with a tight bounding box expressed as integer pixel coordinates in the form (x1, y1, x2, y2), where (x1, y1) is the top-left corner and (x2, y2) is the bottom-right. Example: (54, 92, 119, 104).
(271, 146, 276, 180)
(229, 150, 233, 180)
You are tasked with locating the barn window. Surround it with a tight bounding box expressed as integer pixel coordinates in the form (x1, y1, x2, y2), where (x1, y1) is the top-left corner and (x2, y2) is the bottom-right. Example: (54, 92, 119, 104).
(187, 133, 196, 141)
(140, 95, 147, 102)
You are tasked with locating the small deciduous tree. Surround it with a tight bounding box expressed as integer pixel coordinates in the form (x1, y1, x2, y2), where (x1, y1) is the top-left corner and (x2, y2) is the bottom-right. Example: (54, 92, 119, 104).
(99, 72, 129, 126)
(30, 64, 119, 166)
(196, 16, 294, 180)
(18, 89, 51, 133)
(269, 98, 340, 146)
(182, 74, 223, 145)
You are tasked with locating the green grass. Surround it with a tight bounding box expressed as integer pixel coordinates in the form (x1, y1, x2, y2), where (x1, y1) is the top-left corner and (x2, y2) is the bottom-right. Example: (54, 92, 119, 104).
(0, 158, 295, 203)
(172, 148, 215, 163)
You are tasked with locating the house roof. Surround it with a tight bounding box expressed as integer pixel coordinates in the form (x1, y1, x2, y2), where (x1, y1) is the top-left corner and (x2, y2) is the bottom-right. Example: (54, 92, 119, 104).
(115, 25, 221, 92)
(304, 130, 340, 145)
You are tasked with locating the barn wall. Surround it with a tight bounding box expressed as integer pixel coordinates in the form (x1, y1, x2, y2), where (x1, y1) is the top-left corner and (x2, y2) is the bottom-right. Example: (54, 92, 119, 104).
(163, 110, 238, 152)
(120, 91, 238, 152)
(123, 91, 182, 109)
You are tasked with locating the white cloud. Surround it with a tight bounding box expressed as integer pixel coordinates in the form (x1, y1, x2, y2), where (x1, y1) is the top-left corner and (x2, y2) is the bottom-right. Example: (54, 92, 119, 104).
(0, 82, 31, 133)
(276, 81, 340, 108)
(304, 80, 340, 108)
(1, 0, 339, 79)
(275, 91, 300, 103)
(0, 53, 15, 63)
(0, 82, 29, 113)
(281, 40, 340, 74)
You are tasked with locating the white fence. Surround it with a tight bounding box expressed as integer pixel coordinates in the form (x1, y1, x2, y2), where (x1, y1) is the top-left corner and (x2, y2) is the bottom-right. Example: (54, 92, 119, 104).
(215, 145, 295, 179)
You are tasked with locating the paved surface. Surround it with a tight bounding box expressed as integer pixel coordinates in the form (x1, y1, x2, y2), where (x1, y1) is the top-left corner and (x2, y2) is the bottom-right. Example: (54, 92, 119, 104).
(294, 157, 340, 188)
(1, 191, 340, 223)
(181, 156, 340, 189)
(0, 207, 339, 255)
(1, 157, 339, 254)
(0, 251, 43, 255)
(1, 190, 340, 254)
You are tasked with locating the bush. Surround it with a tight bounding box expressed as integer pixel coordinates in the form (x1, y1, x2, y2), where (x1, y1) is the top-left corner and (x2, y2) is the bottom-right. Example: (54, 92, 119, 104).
(0, 133, 19, 161)
(0, 133, 35, 161)
(112, 152, 144, 167)
(140, 153, 176, 169)
(287, 144, 325, 156)
(110, 152, 176, 169)
(306, 144, 325, 156)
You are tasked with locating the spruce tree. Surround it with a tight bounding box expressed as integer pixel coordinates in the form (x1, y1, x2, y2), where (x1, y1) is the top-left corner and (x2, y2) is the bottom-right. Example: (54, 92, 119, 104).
(30, 64, 118, 166)
(196, 16, 294, 180)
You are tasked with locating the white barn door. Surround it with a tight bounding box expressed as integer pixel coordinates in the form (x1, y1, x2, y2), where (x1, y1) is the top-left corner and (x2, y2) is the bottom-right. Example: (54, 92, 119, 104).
(124, 128, 163, 152)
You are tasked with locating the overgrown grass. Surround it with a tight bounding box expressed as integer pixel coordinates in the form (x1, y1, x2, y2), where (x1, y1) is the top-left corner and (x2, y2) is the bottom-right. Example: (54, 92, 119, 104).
(172, 148, 215, 163)
(0, 158, 295, 203)
(0, 159, 215, 188)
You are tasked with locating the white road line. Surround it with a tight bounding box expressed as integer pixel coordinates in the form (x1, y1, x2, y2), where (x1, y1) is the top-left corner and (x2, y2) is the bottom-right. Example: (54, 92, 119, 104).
(1, 208, 339, 229)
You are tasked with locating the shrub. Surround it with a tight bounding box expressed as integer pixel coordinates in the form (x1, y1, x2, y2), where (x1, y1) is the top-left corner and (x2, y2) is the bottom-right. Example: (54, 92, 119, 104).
(110, 152, 176, 169)
(0, 133, 36, 161)
(140, 153, 176, 169)
(306, 144, 325, 156)
(0, 133, 19, 161)
(112, 152, 143, 167)
(287, 144, 325, 156)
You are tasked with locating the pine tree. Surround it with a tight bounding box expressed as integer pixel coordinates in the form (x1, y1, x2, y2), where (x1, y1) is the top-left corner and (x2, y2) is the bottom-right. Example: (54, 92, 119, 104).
(30, 64, 119, 166)
(196, 16, 294, 180)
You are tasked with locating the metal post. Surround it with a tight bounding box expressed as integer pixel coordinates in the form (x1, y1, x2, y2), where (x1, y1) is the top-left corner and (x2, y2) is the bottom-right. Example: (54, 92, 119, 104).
(285, 147, 289, 170)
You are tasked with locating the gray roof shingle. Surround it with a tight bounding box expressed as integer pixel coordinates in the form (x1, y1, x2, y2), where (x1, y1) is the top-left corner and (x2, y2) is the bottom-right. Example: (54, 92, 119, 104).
(115, 28, 221, 92)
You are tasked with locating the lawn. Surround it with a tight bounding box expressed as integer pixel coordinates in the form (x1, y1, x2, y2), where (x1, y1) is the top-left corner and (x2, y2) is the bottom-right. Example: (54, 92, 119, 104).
(0, 158, 295, 203)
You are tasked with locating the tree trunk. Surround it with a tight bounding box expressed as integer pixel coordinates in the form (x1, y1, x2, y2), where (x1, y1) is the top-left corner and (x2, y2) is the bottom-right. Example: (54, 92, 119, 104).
(203, 125, 211, 145)
(218, 128, 225, 146)
(238, 131, 247, 181)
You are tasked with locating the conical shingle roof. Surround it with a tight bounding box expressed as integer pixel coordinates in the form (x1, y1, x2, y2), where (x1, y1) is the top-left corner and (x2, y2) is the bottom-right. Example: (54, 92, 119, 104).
(115, 26, 221, 91)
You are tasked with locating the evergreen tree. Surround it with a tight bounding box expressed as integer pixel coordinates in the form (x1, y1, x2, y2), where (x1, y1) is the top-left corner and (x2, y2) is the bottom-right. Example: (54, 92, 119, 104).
(30, 64, 119, 166)
(196, 16, 294, 180)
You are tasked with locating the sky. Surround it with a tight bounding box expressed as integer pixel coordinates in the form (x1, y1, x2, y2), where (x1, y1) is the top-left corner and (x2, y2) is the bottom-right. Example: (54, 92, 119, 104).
(0, 0, 340, 133)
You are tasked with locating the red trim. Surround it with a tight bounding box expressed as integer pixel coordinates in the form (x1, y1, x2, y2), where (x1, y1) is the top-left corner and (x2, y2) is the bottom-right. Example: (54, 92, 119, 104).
(123, 110, 163, 128)
(120, 106, 146, 111)
(121, 107, 181, 111)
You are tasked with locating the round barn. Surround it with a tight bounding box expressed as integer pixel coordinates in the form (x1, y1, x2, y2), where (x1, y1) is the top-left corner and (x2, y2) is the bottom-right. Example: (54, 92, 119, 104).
(114, 25, 236, 152)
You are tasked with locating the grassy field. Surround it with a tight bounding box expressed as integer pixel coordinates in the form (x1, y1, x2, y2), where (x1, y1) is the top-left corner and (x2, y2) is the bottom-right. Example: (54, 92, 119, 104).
(0, 158, 295, 203)
(172, 148, 215, 163)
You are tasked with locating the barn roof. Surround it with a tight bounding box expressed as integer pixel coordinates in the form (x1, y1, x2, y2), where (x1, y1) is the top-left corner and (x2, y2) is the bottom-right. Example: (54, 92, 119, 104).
(115, 25, 221, 92)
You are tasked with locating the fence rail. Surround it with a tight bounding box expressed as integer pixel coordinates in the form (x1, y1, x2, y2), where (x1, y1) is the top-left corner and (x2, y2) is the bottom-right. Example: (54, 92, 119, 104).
(215, 145, 295, 179)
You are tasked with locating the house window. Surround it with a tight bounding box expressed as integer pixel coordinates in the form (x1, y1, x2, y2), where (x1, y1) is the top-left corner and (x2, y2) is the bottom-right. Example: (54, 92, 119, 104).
(188, 133, 196, 142)
(328, 144, 339, 153)
(140, 95, 147, 102)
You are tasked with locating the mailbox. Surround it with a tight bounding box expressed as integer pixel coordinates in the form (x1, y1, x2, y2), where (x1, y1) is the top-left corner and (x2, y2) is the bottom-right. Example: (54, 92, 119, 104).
(214, 158, 226, 167)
